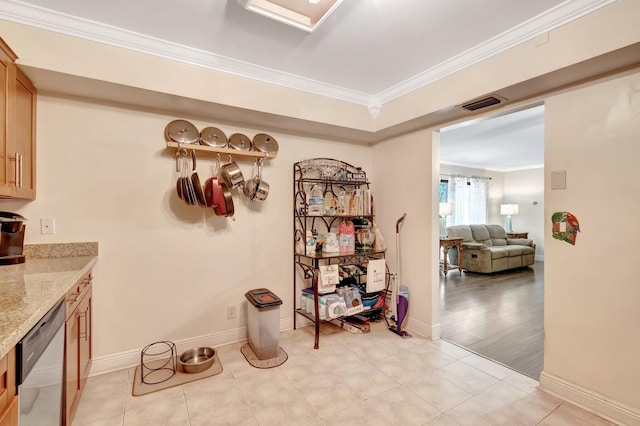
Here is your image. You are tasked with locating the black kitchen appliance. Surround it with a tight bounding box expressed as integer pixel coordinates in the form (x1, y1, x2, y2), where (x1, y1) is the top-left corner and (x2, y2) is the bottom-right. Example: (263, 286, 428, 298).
(0, 211, 26, 265)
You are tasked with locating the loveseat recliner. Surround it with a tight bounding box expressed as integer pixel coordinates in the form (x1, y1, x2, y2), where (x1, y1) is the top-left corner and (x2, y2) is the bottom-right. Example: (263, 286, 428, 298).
(446, 224, 536, 273)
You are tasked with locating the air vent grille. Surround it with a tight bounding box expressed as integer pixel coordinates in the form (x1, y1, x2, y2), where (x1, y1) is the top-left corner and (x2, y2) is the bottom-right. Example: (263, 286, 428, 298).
(461, 96, 502, 111)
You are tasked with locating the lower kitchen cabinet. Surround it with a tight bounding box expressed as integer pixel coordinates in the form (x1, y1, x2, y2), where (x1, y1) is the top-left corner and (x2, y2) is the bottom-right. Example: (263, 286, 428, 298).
(0, 398, 17, 426)
(65, 272, 93, 426)
(0, 348, 17, 426)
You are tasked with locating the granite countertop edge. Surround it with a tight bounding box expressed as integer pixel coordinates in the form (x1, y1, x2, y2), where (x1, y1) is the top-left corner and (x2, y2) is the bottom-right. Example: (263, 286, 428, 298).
(0, 242, 99, 359)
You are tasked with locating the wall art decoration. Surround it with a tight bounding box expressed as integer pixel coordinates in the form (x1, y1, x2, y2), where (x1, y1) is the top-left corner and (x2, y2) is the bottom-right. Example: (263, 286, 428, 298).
(551, 211, 580, 245)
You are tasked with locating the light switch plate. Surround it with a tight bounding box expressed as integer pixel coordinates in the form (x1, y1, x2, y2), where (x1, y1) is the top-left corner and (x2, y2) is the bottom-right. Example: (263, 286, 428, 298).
(551, 170, 566, 190)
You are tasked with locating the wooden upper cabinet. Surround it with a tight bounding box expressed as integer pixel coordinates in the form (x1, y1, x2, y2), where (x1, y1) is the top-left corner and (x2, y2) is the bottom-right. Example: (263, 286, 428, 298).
(0, 37, 36, 200)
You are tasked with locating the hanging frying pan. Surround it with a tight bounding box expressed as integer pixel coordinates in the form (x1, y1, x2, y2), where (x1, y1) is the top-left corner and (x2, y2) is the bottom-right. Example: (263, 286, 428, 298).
(220, 182, 235, 220)
(176, 151, 183, 200)
(190, 150, 207, 207)
(213, 180, 225, 216)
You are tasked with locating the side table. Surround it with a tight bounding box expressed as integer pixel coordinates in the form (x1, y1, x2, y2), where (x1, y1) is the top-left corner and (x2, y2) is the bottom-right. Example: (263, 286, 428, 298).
(440, 237, 463, 277)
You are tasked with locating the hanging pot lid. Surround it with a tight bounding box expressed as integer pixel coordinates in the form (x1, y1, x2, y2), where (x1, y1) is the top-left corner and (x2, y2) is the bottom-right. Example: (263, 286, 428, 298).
(228, 133, 252, 151)
(252, 133, 279, 154)
(165, 120, 199, 144)
(200, 127, 227, 148)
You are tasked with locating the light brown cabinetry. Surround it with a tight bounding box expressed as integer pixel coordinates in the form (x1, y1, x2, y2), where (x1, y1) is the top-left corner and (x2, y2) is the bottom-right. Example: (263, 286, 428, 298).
(0, 348, 17, 426)
(0, 37, 36, 200)
(64, 272, 93, 426)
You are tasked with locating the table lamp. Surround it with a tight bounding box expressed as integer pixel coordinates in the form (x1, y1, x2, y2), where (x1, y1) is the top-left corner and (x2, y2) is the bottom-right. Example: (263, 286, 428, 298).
(439, 202, 453, 237)
(500, 203, 519, 233)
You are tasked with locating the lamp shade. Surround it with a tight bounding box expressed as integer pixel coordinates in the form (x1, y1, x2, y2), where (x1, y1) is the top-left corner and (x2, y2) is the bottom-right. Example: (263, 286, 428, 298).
(439, 203, 453, 216)
(500, 204, 519, 215)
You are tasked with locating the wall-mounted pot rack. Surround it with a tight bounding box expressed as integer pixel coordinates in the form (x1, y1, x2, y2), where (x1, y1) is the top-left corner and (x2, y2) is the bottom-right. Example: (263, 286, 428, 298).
(165, 141, 277, 160)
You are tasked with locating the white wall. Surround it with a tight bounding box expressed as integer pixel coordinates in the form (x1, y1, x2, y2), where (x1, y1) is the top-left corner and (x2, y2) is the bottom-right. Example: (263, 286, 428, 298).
(503, 167, 545, 258)
(371, 129, 440, 339)
(0, 94, 372, 362)
(541, 70, 640, 417)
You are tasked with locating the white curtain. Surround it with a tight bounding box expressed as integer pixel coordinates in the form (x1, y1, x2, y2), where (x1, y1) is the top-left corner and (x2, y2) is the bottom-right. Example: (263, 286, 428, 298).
(447, 177, 488, 225)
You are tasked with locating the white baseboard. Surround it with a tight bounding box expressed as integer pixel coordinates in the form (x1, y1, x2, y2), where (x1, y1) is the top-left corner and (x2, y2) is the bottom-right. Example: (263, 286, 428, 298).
(539, 372, 640, 425)
(405, 318, 441, 340)
(91, 317, 294, 376)
(535, 255, 545, 262)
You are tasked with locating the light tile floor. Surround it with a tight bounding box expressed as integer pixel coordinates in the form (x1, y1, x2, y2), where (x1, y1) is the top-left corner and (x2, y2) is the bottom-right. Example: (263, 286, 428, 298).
(72, 322, 615, 426)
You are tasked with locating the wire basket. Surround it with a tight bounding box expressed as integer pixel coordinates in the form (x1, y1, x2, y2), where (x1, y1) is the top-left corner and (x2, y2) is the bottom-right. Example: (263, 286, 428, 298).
(140, 341, 178, 385)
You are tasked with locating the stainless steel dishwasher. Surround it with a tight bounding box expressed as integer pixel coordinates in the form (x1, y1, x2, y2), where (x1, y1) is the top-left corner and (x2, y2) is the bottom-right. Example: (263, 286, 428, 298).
(16, 298, 65, 426)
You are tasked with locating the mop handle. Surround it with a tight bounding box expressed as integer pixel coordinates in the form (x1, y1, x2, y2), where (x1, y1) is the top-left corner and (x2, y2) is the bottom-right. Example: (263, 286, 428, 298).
(395, 213, 406, 304)
(396, 213, 406, 233)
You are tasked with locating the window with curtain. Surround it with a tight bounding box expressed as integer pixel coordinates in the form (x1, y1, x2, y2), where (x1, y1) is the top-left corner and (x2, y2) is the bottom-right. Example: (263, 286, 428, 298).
(446, 176, 489, 226)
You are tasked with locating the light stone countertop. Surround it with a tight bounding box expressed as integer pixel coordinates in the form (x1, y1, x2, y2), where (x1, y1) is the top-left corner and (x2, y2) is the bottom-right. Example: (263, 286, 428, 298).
(0, 243, 98, 359)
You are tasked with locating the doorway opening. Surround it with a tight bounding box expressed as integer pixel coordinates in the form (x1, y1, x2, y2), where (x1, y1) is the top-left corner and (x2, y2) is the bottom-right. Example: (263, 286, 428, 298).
(437, 103, 545, 379)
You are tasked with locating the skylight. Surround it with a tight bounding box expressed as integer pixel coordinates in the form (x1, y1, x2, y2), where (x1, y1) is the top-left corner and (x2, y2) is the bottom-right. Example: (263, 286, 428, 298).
(237, 0, 344, 33)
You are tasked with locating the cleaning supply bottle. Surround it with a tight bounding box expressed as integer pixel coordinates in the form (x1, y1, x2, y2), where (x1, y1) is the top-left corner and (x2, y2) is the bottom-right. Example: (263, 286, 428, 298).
(338, 221, 348, 254)
(308, 186, 324, 216)
(346, 220, 356, 252)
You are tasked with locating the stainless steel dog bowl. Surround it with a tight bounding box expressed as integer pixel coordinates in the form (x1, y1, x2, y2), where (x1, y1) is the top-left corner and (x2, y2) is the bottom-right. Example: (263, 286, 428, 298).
(179, 347, 216, 374)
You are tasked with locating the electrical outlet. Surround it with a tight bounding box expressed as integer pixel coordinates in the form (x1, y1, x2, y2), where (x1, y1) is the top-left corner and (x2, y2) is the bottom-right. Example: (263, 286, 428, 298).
(227, 305, 237, 320)
(40, 217, 55, 235)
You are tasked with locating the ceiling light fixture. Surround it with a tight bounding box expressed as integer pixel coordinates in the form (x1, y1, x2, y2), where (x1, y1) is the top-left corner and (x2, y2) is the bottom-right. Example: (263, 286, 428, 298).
(238, 0, 343, 33)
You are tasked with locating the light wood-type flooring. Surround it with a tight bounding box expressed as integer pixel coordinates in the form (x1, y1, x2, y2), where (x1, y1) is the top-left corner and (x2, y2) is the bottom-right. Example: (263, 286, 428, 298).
(440, 261, 544, 379)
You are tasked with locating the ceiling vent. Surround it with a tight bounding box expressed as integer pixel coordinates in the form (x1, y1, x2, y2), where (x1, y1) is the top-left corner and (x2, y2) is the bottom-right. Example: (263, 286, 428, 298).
(461, 95, 507, 111)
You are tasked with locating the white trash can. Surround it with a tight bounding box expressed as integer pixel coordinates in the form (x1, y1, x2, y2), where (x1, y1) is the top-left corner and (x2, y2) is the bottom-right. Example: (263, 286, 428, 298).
(245, 288, 282, 360)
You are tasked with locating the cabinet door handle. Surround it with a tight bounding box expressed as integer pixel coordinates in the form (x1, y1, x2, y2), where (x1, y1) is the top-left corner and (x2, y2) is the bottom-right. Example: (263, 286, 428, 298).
(10, 154, 17, 187)
(68, 292, 81, 303)
(86, 306, 90, 342)
(18, 153, 22, 188)
(79, 310, 88, 340)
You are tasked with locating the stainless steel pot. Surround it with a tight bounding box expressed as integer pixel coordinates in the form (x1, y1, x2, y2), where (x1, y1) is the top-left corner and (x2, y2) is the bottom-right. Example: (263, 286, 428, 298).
(243, 160, 258, 200)
(220, 157, 244, 189)
(253, 159, 270, 201)
(253, 178, 270, 201)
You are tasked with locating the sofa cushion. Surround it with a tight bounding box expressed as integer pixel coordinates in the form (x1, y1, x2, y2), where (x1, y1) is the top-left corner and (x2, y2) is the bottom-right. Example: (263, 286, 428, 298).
(447, 225, 474, 242)
(486, 224, 508, 239)
(489, 246, 507, 259)
(469, 224, 494, 246)
(507, 238, 533, 246)
(521, 246, 535, 255)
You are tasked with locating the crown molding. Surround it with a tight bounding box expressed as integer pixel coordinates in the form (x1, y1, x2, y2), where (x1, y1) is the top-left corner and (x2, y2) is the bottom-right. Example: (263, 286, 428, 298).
(0, 0, 615, 114)
(375, 0, 616, 104)
(0, 0, 372, 105)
